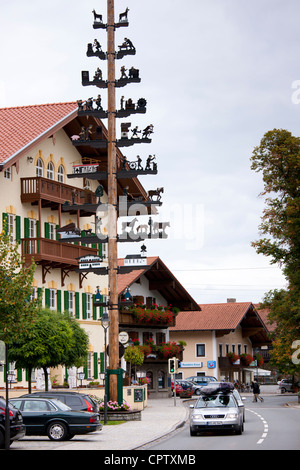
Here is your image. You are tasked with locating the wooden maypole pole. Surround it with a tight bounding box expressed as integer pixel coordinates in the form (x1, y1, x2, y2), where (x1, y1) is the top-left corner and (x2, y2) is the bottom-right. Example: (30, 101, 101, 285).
(106, 0, 119, 402)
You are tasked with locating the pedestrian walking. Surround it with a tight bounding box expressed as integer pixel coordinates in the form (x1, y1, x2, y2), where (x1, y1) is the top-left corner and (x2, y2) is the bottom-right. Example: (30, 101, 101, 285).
(251, 379, 264, 402)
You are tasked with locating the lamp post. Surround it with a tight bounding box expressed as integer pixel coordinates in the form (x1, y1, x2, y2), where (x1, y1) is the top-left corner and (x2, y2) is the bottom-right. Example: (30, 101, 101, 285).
(101, 311, 110, 424)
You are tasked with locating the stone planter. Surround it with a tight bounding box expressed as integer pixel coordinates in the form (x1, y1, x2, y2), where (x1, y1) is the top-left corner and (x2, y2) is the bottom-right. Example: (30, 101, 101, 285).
(99, 410, 141, 421)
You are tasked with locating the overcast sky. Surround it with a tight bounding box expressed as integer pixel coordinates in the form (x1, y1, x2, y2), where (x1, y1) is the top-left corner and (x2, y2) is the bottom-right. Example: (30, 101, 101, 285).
(1, 0, 299, 304)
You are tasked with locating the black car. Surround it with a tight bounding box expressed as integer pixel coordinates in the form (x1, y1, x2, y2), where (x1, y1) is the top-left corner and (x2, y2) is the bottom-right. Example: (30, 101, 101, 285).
(10, 397, 102, 441)
(0, 397, 26, 448)
(20, 391, 98, 412)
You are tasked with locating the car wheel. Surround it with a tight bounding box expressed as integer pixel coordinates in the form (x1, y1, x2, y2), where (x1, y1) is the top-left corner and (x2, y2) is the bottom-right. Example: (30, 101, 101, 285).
(281, 388, 286, 393)
(235, 424, 243, 435)
(190, 427, 197, 436)
(47, 421, 68, 441)
(195, 389, 201, 396)
(0, 431, 4, 449)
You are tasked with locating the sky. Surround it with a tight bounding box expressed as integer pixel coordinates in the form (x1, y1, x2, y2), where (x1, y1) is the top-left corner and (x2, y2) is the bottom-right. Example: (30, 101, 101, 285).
(1, 0, 299, 304)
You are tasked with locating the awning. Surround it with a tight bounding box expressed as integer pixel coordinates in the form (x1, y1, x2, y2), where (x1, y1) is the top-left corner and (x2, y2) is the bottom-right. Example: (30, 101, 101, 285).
(244, 368, 271, 376)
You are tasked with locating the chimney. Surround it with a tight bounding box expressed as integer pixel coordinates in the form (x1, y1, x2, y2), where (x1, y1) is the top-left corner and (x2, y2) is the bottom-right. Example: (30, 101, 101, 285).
(227, 298, 236, 303)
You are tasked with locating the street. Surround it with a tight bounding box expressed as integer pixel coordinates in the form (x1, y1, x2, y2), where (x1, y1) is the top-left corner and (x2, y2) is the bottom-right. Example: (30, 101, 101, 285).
(5, 394, 300, 451)
(145, 395, 300, 451)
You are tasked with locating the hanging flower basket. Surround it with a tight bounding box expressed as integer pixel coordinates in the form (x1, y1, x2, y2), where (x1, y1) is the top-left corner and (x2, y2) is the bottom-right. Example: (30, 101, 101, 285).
(240, 353, 254, 366)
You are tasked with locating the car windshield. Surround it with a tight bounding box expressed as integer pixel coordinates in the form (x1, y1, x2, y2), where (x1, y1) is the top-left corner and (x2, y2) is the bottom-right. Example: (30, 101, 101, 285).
(49, 399, 72, 411)
(195, 394, 236, 408)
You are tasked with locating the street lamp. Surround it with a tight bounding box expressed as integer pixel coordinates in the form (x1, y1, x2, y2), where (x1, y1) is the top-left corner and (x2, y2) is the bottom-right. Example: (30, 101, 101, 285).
(101, 311, 110, 425)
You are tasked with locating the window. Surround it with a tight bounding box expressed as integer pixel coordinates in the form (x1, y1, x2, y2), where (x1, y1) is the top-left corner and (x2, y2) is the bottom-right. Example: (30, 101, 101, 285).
(30, 287, 37, 302)
(86, 294, 92, 319)
(7, 213, 15, 243)
(142, 332, 153, 344)
(47, 161, 54, 180)
(244, 344, 248, 353)
(158, 370, 165, 389)
(57, 165, 65, 183)
(196, 343, 205, 357)
(68, 291, 74, 317)
(49, 289, 56, 310)
(87, 352, 93, 379)
(232, 345, 236, 353)
(219, 343, 223, 357)
(49, 223, 55, 240)
(4, 167, 11, 180)
(36, 158, 44, 177)
(156, 332, 166, 345)
(238, 344, 242, 355)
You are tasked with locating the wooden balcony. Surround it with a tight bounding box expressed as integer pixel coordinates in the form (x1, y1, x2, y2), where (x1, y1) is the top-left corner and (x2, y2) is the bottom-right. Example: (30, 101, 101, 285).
(21, 237, 98, 269)
(20, 177, 97, 211)
(119, 309, 176, 329)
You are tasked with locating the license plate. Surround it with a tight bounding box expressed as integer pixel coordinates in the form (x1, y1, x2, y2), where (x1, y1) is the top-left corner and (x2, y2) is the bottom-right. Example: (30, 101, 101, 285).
(206, 421, 222, 426)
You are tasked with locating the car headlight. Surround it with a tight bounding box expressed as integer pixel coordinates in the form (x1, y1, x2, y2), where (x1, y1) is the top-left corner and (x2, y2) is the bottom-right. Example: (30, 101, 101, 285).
(192, 414, 204, 421)
(227, 412, 238, 419)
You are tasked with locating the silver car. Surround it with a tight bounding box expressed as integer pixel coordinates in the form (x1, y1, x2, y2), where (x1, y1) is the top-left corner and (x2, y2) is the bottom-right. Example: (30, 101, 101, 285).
(190, 392, 244, 436)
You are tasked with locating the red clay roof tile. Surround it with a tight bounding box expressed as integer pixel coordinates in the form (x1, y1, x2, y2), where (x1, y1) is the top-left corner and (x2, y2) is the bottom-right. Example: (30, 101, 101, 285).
(0, 102, 77, 164)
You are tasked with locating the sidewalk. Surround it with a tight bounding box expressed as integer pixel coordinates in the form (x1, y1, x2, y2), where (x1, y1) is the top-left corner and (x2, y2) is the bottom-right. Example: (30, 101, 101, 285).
(58, 397, 190, 450)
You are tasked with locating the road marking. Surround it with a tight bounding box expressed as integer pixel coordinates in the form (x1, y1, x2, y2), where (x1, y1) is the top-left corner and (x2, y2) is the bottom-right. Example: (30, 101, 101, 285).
(247, 409, 269, 445)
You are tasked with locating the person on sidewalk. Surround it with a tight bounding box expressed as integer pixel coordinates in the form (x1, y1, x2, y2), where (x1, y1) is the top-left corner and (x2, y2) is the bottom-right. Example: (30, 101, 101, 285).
(251, 379, 264, 402)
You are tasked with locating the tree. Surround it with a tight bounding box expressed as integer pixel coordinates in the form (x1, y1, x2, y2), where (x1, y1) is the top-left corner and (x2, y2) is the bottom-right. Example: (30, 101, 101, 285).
(8, 309, 89, 392)
(250, 129, 300, 289)
(251, 129, 300, 377)
(0, 225, 38, 344)
(124, 346, 144, 382)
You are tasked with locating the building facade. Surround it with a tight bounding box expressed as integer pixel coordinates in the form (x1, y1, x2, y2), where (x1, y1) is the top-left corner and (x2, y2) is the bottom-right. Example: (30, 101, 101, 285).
(170, 301, 272, 384)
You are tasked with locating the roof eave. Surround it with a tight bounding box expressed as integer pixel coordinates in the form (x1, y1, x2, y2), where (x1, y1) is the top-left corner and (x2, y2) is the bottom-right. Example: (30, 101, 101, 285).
(0, 108, 78, 171)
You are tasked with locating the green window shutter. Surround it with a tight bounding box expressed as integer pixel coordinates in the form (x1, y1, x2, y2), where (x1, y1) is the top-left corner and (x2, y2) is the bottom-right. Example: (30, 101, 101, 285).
(56, 224, 60, 241)
(81, 230, 86, 247)
(16, 215, 21, 242)
(2, 213, 8, 234)
(100, 295, 103, 319)
(98, 243, 103, 257)
(57, 290, 61, 312)
(44, 222, 50, 239)
(38, 287, 43, 304)
(24, 217, 29, 238)
(17, 369, 22, 382)
(100, 352, 104, 373)
(45, 288, 50, 308)
(84, 363, 88, 379)
(36, 220, 40, 238)
(94, 352, 98, 379)
(93, 294, 97, 320)
(75, 292, 80, 319)
(82, 293, 87, 319)
(64, 291, 69, 312)
(26, 369, 29, 381)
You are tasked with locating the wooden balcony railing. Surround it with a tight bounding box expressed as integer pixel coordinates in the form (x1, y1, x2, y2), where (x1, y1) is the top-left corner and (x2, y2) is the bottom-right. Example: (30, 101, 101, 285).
(119, 309, 176, 328)
(21, 237, 98, 267)
(20, 177, 97, 206)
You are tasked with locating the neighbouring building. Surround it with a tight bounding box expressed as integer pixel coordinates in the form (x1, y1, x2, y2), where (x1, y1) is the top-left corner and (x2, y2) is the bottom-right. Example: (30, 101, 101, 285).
(170, 300, 272, 384)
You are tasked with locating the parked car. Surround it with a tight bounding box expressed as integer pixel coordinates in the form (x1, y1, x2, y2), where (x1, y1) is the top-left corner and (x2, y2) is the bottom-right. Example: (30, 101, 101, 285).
(10, 397, 102, 441)
(278, 378, 299, 393)
(20, 391, 98, 412)
(171, 381, 194, 398)
(189, 387, 244, 436)
(0, 397, 26, 448)
(186, 376, 217, 387)
(176, 379, 203, 396)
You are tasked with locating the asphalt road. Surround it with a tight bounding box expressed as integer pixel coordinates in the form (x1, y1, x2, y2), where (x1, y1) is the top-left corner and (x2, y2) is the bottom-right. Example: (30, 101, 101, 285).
(144, 395, 300, 451)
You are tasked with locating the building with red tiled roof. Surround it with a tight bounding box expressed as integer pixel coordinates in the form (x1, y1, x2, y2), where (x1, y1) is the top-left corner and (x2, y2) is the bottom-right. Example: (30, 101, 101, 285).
(0, 101, 149, 390)
(170, 300, 272, 383)
(117, 254, 200, 397)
